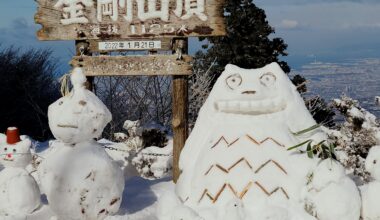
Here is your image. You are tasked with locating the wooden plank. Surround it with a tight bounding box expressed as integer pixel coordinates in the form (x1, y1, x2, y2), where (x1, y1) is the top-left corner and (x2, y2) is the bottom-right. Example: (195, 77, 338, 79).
(70, 55, 192, 76)
(88, 38, 172, 52)
(35, 0, 226, 40)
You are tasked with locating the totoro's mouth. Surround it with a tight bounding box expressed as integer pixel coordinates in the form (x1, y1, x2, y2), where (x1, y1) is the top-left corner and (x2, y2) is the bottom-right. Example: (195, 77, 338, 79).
(215, 97, 287, 115)
(57, 124, 78, 129)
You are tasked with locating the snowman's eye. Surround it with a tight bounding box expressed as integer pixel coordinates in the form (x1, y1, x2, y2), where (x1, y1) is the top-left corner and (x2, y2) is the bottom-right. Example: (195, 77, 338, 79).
(374, 160, 377, 164)
(12, 149, 16, 153)
(260, 72, 276, 87)
(226, 74, 242, 90)
(4, 147, 7, 151)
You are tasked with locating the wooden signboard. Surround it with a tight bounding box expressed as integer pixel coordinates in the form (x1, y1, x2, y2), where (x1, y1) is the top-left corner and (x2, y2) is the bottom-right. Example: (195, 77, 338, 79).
(35, 0, 226, 40)
(71, 55, 192, 76)
(88, 38, 172, 52)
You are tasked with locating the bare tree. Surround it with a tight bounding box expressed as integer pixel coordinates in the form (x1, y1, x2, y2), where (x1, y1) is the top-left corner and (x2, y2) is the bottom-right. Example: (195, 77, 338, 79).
(95, 76, 172, 139)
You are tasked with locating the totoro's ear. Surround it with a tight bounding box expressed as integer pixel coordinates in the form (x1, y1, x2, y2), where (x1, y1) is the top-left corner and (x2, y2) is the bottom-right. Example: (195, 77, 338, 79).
(224, 64, 238, 72)
(0, 133, 5, 144)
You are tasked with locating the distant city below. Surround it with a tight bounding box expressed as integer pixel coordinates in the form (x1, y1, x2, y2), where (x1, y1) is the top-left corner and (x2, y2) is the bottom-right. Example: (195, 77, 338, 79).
(292, 58, 380, 118)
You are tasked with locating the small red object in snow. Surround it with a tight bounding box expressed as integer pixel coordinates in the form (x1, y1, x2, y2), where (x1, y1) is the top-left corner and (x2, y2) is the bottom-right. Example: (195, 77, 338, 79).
(7, 154, 12, 158)
(6, 127, 21, 145)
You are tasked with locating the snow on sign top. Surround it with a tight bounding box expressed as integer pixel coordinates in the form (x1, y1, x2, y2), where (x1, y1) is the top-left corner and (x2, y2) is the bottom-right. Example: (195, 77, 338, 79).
(35, 0, 226, 40)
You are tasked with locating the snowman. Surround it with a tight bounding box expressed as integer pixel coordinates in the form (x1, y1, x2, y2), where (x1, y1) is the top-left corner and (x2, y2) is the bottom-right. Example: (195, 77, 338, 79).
(361, 146, 380, 220)
(304, 159, 361, 220)
(158, 63, 360, 220)
(0, 127, 41, 217)
(38, 68, 125, 220)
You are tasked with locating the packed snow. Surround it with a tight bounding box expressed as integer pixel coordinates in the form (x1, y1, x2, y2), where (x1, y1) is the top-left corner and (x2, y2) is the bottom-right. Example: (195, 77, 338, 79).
(0, 128, 41, 218)
(1, 64, 380, 220)
(361, 146, 380, 220)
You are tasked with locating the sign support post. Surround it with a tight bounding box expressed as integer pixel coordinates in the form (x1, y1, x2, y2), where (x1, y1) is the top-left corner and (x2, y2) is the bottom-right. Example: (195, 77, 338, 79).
(172, 38, 189, 183)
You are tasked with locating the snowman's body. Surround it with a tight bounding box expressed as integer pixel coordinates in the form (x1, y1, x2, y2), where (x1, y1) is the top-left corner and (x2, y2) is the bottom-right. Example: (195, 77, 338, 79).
(164, 63, 358, 220)
(38, 68, 124, 220)
(0, 136, 41, 217)
(39, 141, 124, 220)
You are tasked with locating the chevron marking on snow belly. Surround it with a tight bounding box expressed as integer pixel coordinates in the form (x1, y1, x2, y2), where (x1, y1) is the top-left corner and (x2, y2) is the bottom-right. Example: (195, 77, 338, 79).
(211, 136, 240, 149)
(255, 159, 288, 175)
(254, 181, 290, 199)
(204, 157, 253, 175)
(198, 182, 254, 203)
(211, 135, 285, 150)
(246, 135, 285, 148)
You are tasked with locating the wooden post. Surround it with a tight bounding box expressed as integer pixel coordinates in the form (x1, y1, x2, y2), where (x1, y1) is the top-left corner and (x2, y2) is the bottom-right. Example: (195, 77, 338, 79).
(75, 40, 94, 91)
(172, 39, 189, 183)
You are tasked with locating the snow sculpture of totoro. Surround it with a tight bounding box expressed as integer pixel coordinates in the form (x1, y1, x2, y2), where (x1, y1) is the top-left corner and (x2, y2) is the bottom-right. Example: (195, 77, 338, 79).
(38, 68, 125, 220)
(158, 63, 361, 220)
(0, 127, 41, 218)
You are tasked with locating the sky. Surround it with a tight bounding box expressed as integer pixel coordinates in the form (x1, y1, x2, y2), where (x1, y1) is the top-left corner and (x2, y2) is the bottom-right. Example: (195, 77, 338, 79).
(0, 0, 380, 72)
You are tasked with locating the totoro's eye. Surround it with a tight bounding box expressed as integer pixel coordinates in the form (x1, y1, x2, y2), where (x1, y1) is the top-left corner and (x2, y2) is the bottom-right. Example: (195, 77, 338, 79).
(226, 74, 242, 90)
(260, 72, 276, 87)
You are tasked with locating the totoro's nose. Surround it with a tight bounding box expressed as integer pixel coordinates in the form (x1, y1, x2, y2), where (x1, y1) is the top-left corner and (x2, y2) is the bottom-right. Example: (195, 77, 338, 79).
(242, 90, 256, 95)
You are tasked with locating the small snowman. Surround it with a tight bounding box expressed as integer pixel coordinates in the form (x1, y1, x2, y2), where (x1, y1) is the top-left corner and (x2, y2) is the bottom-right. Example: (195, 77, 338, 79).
(361, 146, 380, 220)
(38, 68, 125, 220)
(0, 127, 41, 217)
(305, 159, 361, 220)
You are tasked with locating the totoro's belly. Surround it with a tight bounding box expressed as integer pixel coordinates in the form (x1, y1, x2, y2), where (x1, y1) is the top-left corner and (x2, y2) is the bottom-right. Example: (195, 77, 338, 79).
(183, 115, 313, 208)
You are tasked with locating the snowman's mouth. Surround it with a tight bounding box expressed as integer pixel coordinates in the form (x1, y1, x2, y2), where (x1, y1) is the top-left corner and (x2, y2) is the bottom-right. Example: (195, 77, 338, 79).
(3, 158, 14, 161)
(57, 124, 79, 129)
(215, 97, 287, 115)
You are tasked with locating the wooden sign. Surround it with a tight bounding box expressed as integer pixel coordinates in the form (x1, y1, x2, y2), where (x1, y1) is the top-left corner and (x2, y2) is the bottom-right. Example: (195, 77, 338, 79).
(71, 55, 192, 76)
(35, 0, 226, 41)
(88, 38, 172, 52)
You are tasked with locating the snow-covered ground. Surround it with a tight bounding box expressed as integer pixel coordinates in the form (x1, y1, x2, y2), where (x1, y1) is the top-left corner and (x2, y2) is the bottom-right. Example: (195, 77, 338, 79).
(25, 176, 174, 220)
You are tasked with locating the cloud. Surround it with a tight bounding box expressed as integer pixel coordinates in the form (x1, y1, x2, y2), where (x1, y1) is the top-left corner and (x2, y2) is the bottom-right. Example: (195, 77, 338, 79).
(0, 18, 74, 74)
(277, 19, 300, 29)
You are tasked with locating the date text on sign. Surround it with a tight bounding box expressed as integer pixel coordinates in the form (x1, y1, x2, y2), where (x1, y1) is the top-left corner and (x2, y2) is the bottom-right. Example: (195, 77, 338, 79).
(99, 41, 162, 51)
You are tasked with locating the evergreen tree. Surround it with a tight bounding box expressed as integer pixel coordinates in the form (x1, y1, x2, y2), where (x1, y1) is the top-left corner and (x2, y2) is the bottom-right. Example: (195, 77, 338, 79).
(197, 0, 290, 77)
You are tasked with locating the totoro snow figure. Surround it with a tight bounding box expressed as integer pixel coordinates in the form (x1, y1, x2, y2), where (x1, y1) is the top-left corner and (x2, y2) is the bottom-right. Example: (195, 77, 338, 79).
(0, 127, 41, 217)
(38, 68, 124, 220)
(158, 63, 359, 220)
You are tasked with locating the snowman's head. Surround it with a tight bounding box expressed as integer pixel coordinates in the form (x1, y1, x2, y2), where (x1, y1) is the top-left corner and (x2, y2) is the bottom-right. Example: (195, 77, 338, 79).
(0, 128, 32, 168)
(48, 68, 112, 144)
(365, 146, 380, 180)
(211, 63, 295, 115)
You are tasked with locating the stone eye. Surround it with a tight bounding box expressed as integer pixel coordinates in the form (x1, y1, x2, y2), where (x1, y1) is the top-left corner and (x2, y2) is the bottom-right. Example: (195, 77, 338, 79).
(260, 72, 276, 87)
(374, 160, 377, 164)
(4, 147, 7, 151)
(226, 74, 242, 90)
(13, 149, 16, 153)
